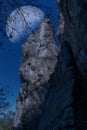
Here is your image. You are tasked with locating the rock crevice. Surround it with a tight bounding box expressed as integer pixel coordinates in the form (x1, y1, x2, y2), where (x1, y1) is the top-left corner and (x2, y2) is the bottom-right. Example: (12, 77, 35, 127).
(13, 0, 87, 129)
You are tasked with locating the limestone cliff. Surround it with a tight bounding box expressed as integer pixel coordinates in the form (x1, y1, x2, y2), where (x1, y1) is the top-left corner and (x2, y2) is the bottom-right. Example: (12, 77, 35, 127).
(39, 0, 87, 129)
(13, 0, 87, 129)
(13, 19, 58, 130)
(57, 0, 87, 129)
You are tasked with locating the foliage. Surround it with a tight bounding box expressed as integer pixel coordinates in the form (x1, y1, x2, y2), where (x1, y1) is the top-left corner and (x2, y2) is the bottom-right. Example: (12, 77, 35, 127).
(0, 85, 13, 130)
(0, 87, 10, 116)
(0, 119, 13, 130)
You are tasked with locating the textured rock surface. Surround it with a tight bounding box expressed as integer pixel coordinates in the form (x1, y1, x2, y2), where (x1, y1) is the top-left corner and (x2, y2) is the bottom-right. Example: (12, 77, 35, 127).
(58, 0, 87, 79)
(38, 43, 75, 130)
(13, 0, 87, 129)
(13, 19, 58, 129)
(57, 0, 87, 129)
(39, 0, 87, 129)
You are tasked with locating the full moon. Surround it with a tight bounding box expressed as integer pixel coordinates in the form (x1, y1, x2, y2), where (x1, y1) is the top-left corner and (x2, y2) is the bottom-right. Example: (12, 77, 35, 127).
(6, 6, 44, 43)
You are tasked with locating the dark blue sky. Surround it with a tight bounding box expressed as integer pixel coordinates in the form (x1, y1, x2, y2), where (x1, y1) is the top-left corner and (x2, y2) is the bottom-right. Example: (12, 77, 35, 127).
(0, 0, 59, 111)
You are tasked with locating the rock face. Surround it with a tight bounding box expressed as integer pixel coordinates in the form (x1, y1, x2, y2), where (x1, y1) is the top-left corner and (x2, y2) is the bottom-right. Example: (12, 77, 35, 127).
(39, 0, 87, 129)
(13, 0, 87, 129)
(13, 19, 58, 130)
(39, 0, 87, 130)
(57, 0, 87, 129)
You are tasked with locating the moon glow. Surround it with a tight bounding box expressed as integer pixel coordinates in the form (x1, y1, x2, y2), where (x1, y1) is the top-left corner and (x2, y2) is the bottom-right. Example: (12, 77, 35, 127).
(6, 6, 44, 43)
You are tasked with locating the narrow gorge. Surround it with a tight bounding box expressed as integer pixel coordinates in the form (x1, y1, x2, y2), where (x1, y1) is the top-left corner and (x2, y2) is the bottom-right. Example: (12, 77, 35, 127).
(13, 0, 87, 129)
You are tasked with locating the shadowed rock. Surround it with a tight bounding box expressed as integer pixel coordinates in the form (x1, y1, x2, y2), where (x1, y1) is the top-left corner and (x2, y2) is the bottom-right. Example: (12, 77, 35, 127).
(13, 0, 87, 129)
(57, 0, 87, 129)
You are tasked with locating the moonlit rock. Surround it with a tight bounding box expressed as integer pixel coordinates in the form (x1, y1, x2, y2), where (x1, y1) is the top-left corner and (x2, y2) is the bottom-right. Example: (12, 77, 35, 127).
(13, 19, 58, 128)
(6, 6, 44, 43)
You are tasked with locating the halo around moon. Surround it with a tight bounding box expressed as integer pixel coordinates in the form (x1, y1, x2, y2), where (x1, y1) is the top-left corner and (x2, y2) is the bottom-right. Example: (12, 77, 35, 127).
(6, 6, 44, 43)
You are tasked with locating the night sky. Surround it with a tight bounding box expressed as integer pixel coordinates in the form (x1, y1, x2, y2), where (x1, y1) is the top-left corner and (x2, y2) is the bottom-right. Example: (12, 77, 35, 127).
(0, 0, 59, 111)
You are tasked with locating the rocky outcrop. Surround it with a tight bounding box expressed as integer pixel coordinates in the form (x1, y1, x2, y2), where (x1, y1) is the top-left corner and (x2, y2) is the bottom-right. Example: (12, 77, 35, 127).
(57, 0, 87, 129)
(13, 19, 58, 130)
(39, 0, 87, 129)
(58, 0, 87, 79)
(13, 0, 87, 129)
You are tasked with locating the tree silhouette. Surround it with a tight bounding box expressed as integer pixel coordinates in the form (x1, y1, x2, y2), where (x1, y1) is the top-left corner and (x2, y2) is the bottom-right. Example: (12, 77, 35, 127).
(0, 85, 14, 130)
(0, 86, 10, 117)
